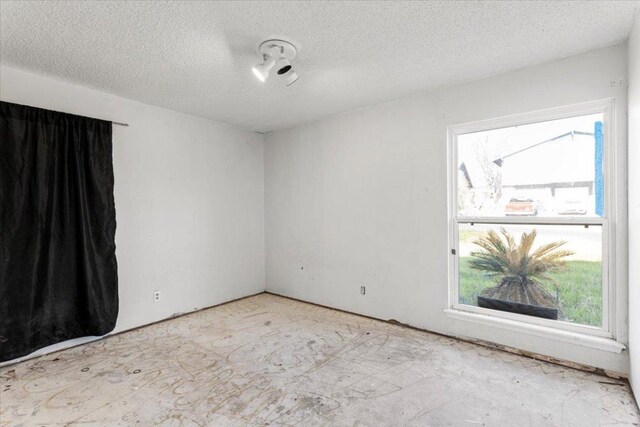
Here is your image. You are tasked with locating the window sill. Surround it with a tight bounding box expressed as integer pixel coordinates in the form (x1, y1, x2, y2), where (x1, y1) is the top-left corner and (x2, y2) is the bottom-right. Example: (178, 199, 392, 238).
(444, 308, 626, 354)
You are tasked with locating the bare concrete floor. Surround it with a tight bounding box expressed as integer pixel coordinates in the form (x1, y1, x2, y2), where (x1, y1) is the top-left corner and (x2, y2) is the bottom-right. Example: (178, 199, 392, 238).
(1, 293, 638, 426)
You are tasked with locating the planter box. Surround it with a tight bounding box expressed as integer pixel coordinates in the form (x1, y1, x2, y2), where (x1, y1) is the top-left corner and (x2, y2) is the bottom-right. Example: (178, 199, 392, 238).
(477, 296, 558, 320)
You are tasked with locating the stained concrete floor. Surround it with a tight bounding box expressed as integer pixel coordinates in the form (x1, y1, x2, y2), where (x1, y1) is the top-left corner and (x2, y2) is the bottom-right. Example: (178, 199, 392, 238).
(1, 294, 638, 426)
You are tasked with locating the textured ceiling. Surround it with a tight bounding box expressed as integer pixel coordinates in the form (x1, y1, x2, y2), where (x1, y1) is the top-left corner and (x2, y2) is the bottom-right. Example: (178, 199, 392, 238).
(1, 1, 639, 133)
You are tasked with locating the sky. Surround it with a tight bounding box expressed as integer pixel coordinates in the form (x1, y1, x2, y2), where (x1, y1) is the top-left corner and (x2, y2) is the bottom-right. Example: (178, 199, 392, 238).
(457, 113, 603, 167)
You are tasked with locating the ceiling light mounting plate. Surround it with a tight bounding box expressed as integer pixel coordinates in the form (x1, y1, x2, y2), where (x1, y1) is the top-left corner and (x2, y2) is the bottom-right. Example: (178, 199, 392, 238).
(258, 39, 297, 61)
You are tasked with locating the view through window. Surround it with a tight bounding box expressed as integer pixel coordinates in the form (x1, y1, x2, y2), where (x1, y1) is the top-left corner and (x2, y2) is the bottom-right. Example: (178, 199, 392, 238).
(454, 112, 606, 330)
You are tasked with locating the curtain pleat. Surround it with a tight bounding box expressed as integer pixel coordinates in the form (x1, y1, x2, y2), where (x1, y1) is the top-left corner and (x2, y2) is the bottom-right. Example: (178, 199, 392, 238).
(0, 101, 118, 362)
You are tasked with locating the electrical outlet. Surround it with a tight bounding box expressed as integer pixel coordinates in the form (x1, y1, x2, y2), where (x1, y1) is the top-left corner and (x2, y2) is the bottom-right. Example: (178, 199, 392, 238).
(153, 290, 161, 302)
(360, 286, 366, 295)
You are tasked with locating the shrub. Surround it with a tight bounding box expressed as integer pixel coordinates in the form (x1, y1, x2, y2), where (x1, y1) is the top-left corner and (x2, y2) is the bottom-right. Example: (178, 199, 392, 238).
(469, 228, 574, 308)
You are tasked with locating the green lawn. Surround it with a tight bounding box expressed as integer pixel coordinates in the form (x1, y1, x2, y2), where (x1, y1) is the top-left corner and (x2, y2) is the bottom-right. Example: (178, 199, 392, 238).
(458, 257, 602, 327)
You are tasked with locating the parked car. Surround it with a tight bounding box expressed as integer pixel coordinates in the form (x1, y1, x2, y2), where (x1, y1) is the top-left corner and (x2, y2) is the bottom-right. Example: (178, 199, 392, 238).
(505, 198, 538, 216)
(557, 199, 587, 215)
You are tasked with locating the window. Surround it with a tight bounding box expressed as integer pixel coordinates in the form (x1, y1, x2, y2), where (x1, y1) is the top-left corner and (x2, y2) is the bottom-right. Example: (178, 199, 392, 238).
(448, 101, 615, 337)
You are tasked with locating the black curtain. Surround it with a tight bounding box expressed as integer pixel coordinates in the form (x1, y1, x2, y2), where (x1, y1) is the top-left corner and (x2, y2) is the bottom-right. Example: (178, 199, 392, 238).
(0, 101, 118, 362)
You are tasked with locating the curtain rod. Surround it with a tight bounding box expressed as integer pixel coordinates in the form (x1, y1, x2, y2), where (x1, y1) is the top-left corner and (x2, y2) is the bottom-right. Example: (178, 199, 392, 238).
(6, 102, 130, 127)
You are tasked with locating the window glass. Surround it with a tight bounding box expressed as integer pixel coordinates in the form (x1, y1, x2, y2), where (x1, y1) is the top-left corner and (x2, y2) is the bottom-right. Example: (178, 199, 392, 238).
(457, 114, 605, 218)
(457, 223, 602, 327)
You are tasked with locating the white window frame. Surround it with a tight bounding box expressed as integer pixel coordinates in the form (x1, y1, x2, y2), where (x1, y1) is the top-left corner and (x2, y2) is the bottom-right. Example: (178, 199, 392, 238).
(447, 99, 617, 339)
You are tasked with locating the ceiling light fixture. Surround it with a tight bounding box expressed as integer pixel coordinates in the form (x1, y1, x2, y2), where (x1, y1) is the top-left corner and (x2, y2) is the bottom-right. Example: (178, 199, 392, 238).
(252, 39, 299, 86)
(280, 67, 299, 87)
(252, 46, 278, 82)
(275, 58, 299, 86)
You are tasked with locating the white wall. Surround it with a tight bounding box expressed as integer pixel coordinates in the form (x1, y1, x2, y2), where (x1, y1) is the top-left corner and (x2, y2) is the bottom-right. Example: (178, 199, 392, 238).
(628, 15, 640, 395)
(0, 66, 265, 363)
(265, 44, 630, 374)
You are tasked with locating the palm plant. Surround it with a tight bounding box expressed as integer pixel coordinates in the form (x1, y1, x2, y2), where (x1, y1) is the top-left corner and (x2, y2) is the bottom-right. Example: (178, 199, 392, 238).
(469, 228, 574, 308)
